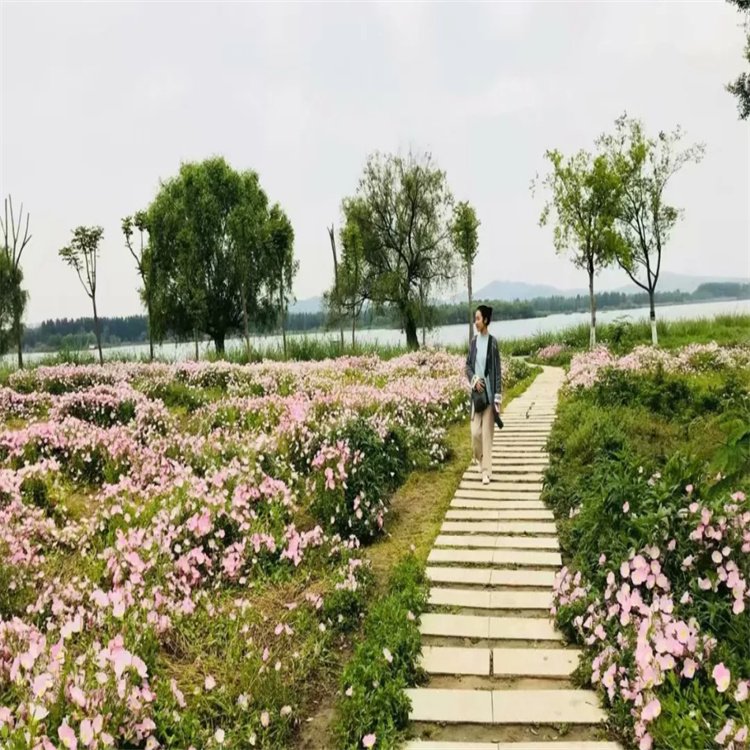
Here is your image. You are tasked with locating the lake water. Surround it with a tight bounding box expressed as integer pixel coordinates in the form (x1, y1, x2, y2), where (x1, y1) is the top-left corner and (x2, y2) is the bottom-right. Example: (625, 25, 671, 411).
(6, 298, 750, 365)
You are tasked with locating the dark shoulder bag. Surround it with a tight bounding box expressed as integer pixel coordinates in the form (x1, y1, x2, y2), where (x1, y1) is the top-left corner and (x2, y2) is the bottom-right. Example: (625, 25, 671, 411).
(471, 337, 490, 413)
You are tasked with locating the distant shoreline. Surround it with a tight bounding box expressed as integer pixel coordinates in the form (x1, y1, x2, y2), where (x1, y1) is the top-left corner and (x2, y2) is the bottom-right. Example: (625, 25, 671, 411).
(11, 294, 749, 359)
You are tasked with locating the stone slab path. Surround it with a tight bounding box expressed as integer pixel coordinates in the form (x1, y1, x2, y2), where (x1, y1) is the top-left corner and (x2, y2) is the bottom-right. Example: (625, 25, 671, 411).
(404, 366, 620, 750)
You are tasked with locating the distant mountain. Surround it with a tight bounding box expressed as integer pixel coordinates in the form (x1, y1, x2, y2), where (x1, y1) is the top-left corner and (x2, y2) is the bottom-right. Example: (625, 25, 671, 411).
(453, 272, 749, 303)
(292, 273, 749, 312)
(289, 296, 323, 314)
(612, 272, 750, 295)
(458, 280, 573, 302)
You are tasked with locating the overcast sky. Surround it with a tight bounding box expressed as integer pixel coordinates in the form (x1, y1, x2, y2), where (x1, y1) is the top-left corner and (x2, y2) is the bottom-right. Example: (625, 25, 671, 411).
(2, 1, 748, 324)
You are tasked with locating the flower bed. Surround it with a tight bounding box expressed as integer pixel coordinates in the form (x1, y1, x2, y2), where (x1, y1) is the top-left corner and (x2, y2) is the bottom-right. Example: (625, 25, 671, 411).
(546, 350, 750, 749)
(0, 351, 531, 749)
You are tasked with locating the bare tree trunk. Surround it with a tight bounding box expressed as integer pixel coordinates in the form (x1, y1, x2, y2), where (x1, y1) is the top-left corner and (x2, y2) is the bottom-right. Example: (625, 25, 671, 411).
(91, 295, 104, 365)
(419, 282, 426, 347)
(328, 226, 344, 349)
(146, 295, 154, 361)
(194, 330, 199, 360)
(241, 288, 251, 357)
(467, 263, 473, 346)
(649, 289, 658, 346)
(279, 282, 287, 357)
(588, 265, 596, 349)
(351, 309, 356, 349)
(405, 310, 419, 351)
(16, 325, 23, 369)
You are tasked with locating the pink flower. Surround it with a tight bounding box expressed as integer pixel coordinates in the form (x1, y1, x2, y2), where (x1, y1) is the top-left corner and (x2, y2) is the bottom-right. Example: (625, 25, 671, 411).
(260, 711, 270, 728)
(362, 735, 377, 748)
(214, 729, 225, 744)
(79, 719, 94, 747)
(716, 719, 735, 745)
(713, 662, 731, 693)
(735, 681, 749, 702)
(641, 698, 661, 722)
(682, 659, 697, 679)
(58, 722, 78, 750)
(623, 502, 630, 513)
(383, 648, 393, 663)
(205, 675, 216, 691)
(735, 726, 748, 743)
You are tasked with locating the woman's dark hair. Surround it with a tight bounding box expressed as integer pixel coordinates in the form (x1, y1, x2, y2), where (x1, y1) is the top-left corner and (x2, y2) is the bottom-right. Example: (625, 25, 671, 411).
(476, 305, 493, 325)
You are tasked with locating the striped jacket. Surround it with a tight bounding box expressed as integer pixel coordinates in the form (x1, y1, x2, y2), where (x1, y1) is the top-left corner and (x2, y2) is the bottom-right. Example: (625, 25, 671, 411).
(465, 334, 502, 412)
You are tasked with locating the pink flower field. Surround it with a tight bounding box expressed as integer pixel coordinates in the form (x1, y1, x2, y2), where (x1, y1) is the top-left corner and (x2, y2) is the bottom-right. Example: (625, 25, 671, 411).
(0, 352, 483, 749)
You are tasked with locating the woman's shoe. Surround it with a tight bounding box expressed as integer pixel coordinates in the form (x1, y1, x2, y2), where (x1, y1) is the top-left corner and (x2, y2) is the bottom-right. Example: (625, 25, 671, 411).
(482, 474, 490, 485)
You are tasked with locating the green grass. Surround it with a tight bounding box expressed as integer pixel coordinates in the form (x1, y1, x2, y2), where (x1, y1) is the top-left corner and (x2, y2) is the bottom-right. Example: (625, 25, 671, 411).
(505, 313, 750, 357)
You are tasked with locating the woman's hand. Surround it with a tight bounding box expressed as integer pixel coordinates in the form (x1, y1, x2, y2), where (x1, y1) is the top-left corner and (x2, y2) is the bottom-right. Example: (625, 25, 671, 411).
(475, 379, 485, 392)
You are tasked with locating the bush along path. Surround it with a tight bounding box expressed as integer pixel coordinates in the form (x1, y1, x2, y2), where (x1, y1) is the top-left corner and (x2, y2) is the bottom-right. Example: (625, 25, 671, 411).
(403, 366, 621, 750)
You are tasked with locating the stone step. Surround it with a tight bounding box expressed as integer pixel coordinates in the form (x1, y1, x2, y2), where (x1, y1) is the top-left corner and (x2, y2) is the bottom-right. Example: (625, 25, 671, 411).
(426, 566, 557, 588)
(492, 647, 581, 677)
(459, 481, 544, 493)
(456, 489, 542, 501)
(465, 470, 544, 481)
(407, 688, 604, 724)
(456, 492, 543, 504)
(441, 521, 557, 535)
(428, 548, 561, 567)
(492, 456, 549, 465)
(420, 613, 561, 641)
(420, 646, 491, 675)
(435, 534, 558, 550)
(450, 497, 547, 510)
(446, 509, 553, 521)
(429, 587, 553, 610)
(404, 743, 622, 750)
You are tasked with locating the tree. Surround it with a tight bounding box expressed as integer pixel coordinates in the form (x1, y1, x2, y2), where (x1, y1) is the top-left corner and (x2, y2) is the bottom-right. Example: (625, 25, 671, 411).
(147, 157, 284, 356)
(122, 211, 156, 360)
(599, 115, 705, 345)
(450, 201, 481, 345)
(228, 172, 271, 356)
(533, 149, 621, 348)
(327, 225, 345, 349)
(1, 196, 32, 368)
(727, 0, 750, 119)
(0, 251, 16, 356)
(341, 151, 457, 350)
(59, 226, 105, 365)
(266, 204, 296, 357)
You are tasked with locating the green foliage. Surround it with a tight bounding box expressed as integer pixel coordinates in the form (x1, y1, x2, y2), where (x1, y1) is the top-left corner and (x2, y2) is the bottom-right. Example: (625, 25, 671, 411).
(597, 115, 705, 344)
(726, 0, 750, 119)
(333, 554, 428, 749)
(340, 150, 458, 350)
(58, 225, 105, 364)
(545, 359, 750, 749)
(450, 201, 480, 267)
(506, 314, 750, 357)
(0, 250, 14, 356)
(147, 157, 292, 354)
(533, 147, 623, 347)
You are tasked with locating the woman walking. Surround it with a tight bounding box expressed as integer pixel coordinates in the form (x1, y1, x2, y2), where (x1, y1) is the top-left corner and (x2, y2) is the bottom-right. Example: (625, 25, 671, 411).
(466, 305, 502, 485)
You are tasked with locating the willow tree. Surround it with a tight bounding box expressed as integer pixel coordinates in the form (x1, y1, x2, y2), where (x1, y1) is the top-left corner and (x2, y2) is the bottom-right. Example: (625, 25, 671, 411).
(450, 201, 481, 345)
(599, 115, 705, 345)
(147, 157, 286, 356)
(342, 151, 457, 350)
(533, 150, 621, 348)
(267, 204, 296, 357)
